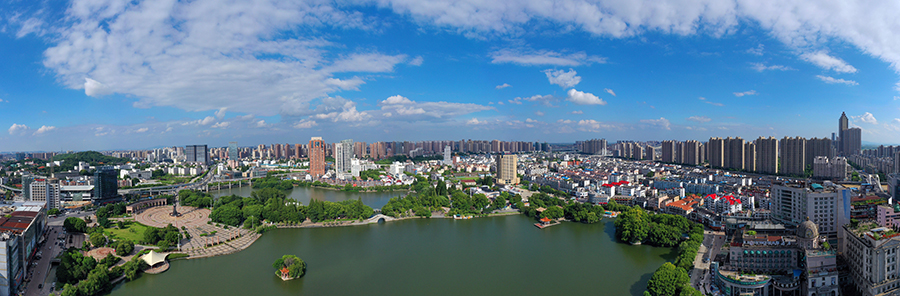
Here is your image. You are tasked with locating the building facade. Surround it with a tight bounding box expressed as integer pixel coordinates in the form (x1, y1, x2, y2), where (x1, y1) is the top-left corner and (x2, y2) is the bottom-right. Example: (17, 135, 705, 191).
(495, 154, 519, 185)
(308, 137, 326, 178)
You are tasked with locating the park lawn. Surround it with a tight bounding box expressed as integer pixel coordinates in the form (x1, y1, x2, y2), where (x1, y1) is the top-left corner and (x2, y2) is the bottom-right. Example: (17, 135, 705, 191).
(455, 176, 479, 181)
(105, 222, 152, 243)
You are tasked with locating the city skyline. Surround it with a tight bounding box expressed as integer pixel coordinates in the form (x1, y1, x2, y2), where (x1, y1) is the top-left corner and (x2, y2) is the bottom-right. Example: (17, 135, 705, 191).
(2, 1, 900, 151)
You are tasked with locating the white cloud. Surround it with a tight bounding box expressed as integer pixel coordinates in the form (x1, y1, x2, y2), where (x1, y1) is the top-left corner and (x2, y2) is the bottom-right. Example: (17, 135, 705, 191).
(566, 89, 606, 105)
(197, 116, 216, 126)
(215, 108, 228, 119)
(705, 101, 724, 107)
(8, 124, 28, 135)
(570, 110, 583, 114)
(211, 122, 231, 128)
(382, 95, 414, 105)
(466, 118, 485, 125)
(543, 69, 581, 88)
(84, 78, 112, 97)
(490, 48, 605, 66)
(801, 51, 858, 73)
(292, 119, 317, 129)
(894, 96, 900, 100)
(34, 125, 56, 135)
(687, 116, 711, 122)
(509, 94, 555, 106)
(733, 90, 757, 97)
(576, 119, 621, 132)
(535, 111, 545, 116)
(816, 75, 858, 86)
(409, 56, 424, 66)
(495, 83, 511, 89)
(255, 120, 269, 128)
(605, 88, 616, 97)
(746, 44, 764, 56)
(750, 63, 794, 72)
(135, 127, 149, 133)
(853, 112, 878, 124)
(327, 53, 409, 73)
(640, 117, 672, 130)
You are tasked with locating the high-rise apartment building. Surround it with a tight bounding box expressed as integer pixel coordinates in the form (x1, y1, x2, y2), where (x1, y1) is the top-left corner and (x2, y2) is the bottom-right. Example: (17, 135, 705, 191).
(443, 146, 452, 165)
(743, 142, 756, 172)
(725, 137, 745, 170)
(185, 144, 209, 165)
(683, 140, 702, 165)
(495, 154, 519, 185)
(813, 156, 848, 181)
(754, 137, 779, 175)
(335, 139, 353, 175)
(842, 128, 862, 156)
(806, 137, 833, 166)
(661, 140, 676, 163)
(309, 137, 326, 178)
(781, 137, 806, 176)
(708, 137, 725, 168)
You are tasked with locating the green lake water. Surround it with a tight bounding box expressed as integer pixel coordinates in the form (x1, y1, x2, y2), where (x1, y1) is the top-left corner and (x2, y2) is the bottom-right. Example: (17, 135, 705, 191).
(109, 188, 674, 296)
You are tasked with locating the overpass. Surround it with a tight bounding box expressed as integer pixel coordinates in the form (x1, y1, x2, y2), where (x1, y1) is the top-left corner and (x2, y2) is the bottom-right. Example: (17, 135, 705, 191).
(0, 184, 21, 193)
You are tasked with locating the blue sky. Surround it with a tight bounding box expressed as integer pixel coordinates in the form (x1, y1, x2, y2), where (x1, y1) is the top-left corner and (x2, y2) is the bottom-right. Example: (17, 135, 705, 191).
(1, 0, 900, 151)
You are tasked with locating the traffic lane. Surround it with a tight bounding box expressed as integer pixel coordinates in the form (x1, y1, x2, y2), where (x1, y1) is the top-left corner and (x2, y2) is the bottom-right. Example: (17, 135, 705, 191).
(24, 226, 63, 296)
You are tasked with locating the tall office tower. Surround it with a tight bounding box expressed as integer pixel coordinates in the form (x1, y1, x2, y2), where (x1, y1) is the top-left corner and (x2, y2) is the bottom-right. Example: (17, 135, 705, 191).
(754, 137, 779, 175)
(806, 138, 834, 166)
(842, 128, 862, 156)
(228, 142, 239, 160)
(309, 137, 326, 178)
(683, 140, 702, 165)
(443, 146, 452, 165)
(495, 154, 519, 185)
(661, 140, 676, 163)
(725, 137, 745, 170)
(185, 145, 209, 165)
(743, 142, 756, 172)
(29, 178, 60, 209)
(93, 167, 119, 201)
(335, 139, 353, 174)
(771, 183, 850, 238)
(781, 137, 807, 176)
(838, 112, 854, 156)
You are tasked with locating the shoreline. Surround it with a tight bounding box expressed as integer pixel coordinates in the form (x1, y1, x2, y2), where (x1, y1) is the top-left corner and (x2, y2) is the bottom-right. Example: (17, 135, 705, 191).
(178, 210, 527, 260)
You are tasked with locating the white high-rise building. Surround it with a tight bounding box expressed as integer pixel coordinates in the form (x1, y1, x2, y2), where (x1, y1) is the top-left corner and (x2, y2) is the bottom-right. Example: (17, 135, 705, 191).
(29, 178, 60, 209)
(771, 182, 851, 239)
(335, 139, 353, 175)
(443, 146, 452, 165)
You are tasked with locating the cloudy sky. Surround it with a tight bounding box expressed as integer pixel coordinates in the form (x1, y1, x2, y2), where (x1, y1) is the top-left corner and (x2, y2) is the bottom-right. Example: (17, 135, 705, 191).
(1, 0, 900, 151)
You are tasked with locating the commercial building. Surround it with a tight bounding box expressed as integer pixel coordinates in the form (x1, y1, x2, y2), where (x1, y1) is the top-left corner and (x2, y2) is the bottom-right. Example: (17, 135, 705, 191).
(844, 221, 900, 296)
(771, 182, 851, 239)
(228, 142, 239, 160)
(495, 154, 519, 185)
(308, 137, 325, 178)
(0, 202, 47, 296)
(184, 144, 209, 165)
(28, 178, 60, 209)
(93, 167, 119, 202)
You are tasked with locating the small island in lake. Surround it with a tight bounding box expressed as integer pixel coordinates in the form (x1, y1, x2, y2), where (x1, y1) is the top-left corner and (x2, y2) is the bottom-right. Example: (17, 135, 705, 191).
(273, 254, 307, 281)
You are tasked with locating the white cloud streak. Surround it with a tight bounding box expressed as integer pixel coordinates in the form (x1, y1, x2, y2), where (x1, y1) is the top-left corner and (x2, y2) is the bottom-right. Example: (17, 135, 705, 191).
(566, 89, 606, 105)
(816, 75, 858, 86)
(543, 69, 581, 88)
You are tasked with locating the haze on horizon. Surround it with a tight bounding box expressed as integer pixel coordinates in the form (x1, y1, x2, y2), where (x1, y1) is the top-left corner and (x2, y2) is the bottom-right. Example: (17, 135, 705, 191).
(1, 0, 900, 151)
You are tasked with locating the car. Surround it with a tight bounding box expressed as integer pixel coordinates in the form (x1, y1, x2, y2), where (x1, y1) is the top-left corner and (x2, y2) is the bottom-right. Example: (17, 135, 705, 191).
(38, 284, 43, 289)
(703, 258, 709, 263)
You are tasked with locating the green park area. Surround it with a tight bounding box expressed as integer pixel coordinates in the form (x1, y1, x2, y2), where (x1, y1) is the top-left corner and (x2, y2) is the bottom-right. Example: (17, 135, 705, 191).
(103, 221, 152, 243)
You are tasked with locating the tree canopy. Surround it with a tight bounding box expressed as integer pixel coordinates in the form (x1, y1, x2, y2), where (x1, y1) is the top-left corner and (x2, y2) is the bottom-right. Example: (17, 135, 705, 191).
(273, 254, 307, 279)
(646, 262, 689, 296)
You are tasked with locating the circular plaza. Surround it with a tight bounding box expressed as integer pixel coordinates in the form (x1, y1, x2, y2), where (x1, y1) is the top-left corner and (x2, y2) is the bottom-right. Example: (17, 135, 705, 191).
(134, 205, 211, 228)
